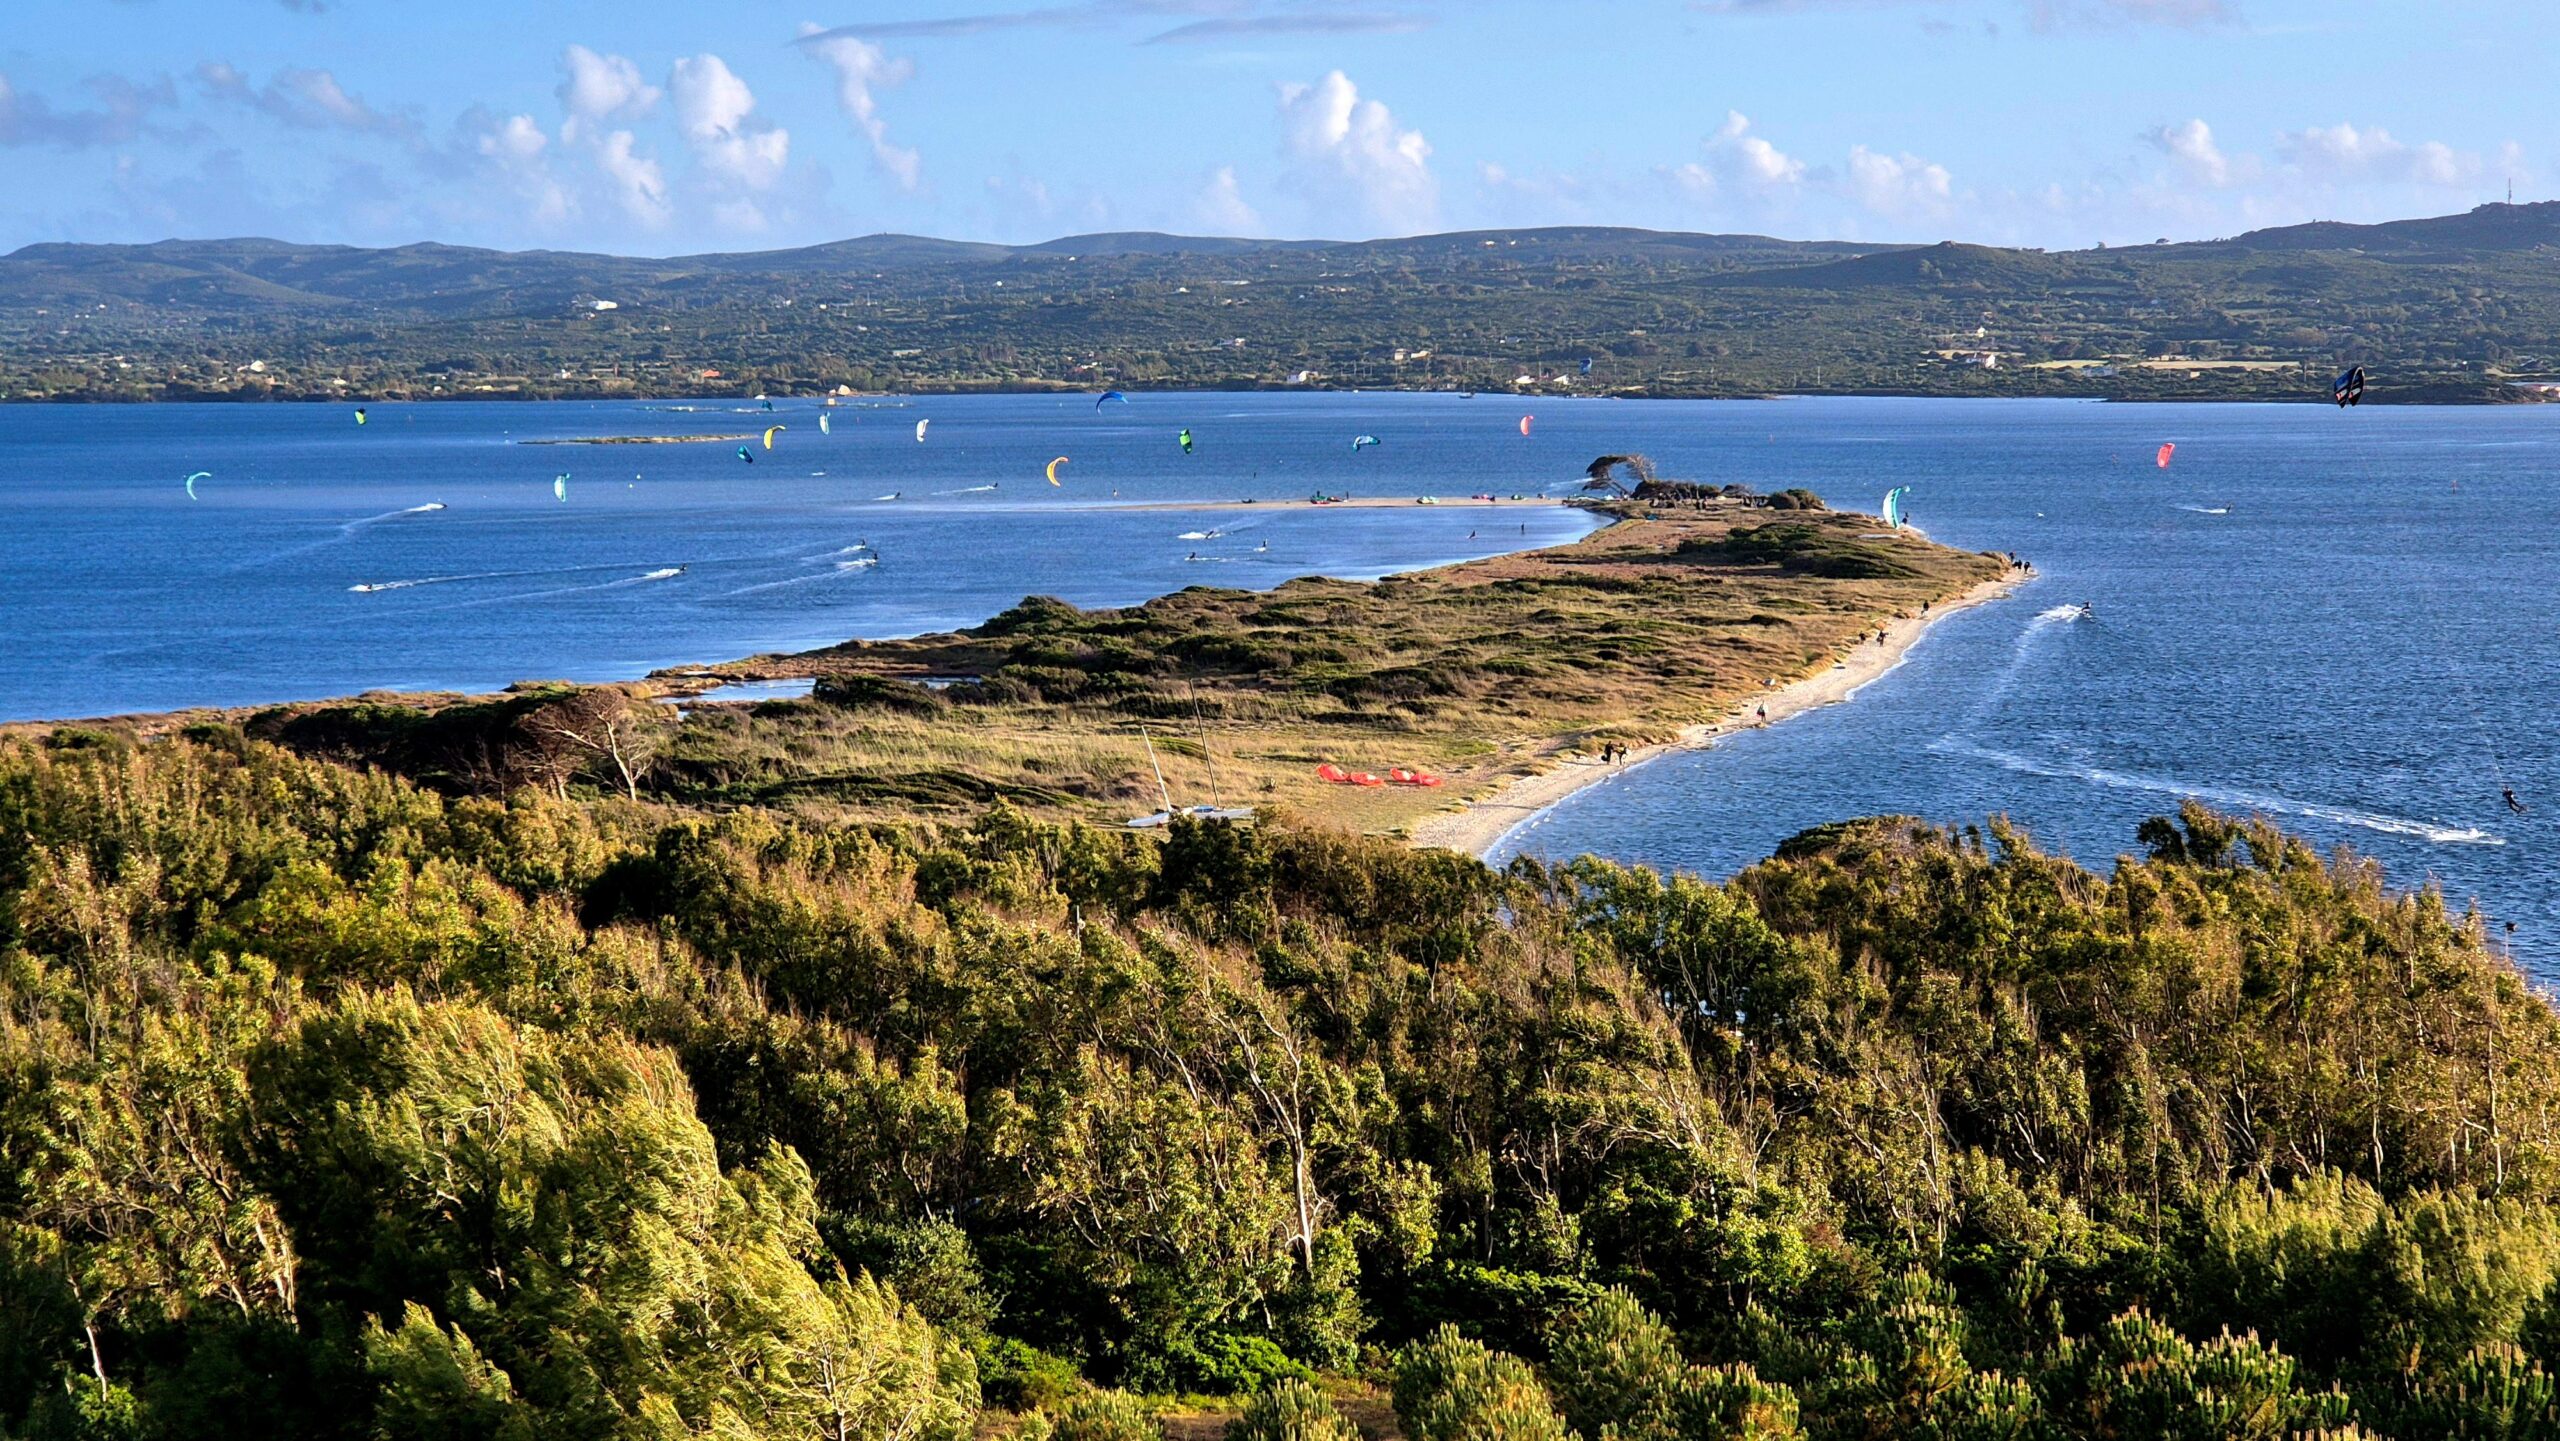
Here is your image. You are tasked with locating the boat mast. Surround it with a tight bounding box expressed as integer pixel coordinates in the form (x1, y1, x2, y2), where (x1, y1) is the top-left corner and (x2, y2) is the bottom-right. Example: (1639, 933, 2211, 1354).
(1139, 728, 1176, 815)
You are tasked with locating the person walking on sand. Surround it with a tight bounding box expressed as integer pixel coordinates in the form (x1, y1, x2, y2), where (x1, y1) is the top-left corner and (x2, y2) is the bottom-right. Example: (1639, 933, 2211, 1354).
(1756, 703, 1768, 725)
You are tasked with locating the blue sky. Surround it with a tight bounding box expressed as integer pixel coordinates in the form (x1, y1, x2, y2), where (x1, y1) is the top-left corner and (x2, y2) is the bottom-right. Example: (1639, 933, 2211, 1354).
(0, 0, 2540, 255)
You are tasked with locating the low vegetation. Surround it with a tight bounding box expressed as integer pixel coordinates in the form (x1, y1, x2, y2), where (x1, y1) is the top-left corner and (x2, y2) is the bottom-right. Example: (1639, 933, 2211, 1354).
(221, 498, 2004, 838)
(8, 204, 2559, 404)
(1, 717, 2554, 1438)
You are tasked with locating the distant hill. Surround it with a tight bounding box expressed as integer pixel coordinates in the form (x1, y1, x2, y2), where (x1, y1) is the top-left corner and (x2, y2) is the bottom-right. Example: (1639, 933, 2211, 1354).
(5, 204, 2556, 402)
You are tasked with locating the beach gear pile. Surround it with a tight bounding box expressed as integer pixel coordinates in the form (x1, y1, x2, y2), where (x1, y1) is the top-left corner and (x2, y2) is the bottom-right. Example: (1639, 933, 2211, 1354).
(1316, 764, 1443, 788)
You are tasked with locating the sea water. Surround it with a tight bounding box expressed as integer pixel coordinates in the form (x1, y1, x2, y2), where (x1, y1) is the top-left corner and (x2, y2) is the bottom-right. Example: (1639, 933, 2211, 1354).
(1487, 397, 2560, 976)
(0, 393, 1597, 719)
(6, 393, 2554, 971)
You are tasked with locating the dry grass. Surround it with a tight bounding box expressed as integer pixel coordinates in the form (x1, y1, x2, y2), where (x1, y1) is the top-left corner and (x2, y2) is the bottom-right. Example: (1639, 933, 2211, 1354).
(663, 500, 2008, 835)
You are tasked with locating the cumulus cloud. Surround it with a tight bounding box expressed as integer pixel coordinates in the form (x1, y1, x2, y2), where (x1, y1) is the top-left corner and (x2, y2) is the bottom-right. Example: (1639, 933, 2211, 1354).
(493, 47, 676, 232)
(1277, 70, 1435, 233)
(0, 71, 175, 148)
(1196, 165, 1262, 232)
(592, 127, 670, 226)
(2145, 118, 2228, 185)
(669, 54, 789, 195)
(557, 45, 659, 127)
(475, 113, 571, 225)
(798, 25, 921, 190)
(2279, 122, 2478, 187)
(1844, 144, 1953, 218)
(1678, 110, 1805, 196)
(195, 62, 417, 141)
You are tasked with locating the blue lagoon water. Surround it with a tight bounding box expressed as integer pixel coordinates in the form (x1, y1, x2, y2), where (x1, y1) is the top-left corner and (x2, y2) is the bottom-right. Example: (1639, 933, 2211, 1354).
(0, 393, 1597, 718)
(1487, 397, 2560, 975)
(6, 393, 2556, 970)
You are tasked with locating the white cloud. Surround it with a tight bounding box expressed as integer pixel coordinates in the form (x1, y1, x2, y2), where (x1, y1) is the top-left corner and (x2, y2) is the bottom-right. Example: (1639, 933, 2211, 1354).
(476, 113, 570, 225)
(2027, 0, 2230, 27)
(1277, 70, 1435, 233)
(2145, 118, 2228, 186)
(557, 45, 658, 126)
(0, 70, 174, 149)
(1709, 111, 1805, 192)
(669, 54, 789, 193)
(1196, 165, 1262, 232)
(593, 128, 669, 226)
(2279, 122, 2477, 187)
(1844, 144, 1953, 218)
(799, 25, 921, 191)
(195, 62, 414, 141)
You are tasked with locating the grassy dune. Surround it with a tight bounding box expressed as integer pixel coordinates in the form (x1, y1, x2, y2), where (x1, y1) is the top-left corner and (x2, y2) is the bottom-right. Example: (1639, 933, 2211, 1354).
(665, 500, 2009, 833)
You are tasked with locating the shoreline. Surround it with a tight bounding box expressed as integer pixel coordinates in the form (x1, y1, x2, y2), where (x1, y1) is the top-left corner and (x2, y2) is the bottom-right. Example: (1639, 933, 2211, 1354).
(1407, 569, 2026, 859)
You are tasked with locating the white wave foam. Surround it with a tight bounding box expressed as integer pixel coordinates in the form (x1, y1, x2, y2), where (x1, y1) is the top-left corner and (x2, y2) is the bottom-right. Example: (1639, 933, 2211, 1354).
(1934, 740, 2502, 846)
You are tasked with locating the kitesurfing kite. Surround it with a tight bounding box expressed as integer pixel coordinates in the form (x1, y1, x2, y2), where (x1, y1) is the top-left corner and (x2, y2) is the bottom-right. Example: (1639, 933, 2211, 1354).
(1097, 390, 1128, 410)
(1178, 428, 1194, 454)
(1045, 456, 1070, 486)
(1519, 415, 1534, 437)
(553, 473, 569, 502)
(763, 425, 786, 451)
(2333, 366, 2367, 408)
(759, 396, 773, 411)
(1580, 357, 1594, 375)
(183, 471, 210, 500)
(1351, 434, 1380, 451)
(1881, 485, 1911, 530)
(914, 419, 930, 443)
(818, 413, 832, 436)
(737, 447, 755, 464)
(354, 408, 368, 426)
(2156, 443, 2176, 469)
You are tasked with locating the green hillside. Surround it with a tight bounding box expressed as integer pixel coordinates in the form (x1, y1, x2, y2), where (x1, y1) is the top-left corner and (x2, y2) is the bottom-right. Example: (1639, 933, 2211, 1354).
(10, 202, 2557, 403)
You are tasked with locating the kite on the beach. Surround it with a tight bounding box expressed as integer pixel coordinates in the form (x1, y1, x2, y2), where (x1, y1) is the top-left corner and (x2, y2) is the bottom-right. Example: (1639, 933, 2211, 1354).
(1881, 485, 1911, 529)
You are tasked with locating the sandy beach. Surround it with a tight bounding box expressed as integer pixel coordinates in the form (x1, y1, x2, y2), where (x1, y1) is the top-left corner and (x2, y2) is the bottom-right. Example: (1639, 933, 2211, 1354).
(1407, 568, 2026, 858)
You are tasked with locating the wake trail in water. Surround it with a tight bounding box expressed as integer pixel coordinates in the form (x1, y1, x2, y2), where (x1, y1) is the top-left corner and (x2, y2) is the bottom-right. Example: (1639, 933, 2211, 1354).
(1932, 739, 2502, 846)
(350, 570, 513, 593)
(725, 559, 878, 596)
(1961, 603, 2086, 722)
(2177, 504, 2232, 515)
(935, 484, 998, 496)
(452, 567, 684, 608)
(236, 502, 448, 570)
